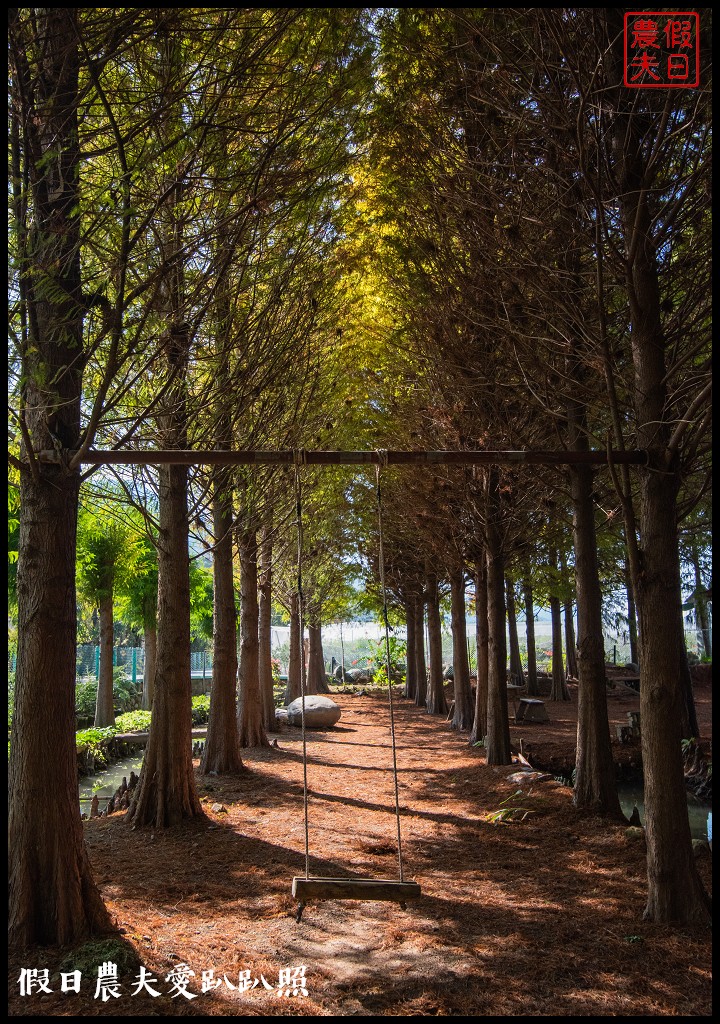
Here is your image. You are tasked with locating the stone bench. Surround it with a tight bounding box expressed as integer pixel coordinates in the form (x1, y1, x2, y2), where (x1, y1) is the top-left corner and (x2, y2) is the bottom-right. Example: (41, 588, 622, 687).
(515, 698, 549, 724)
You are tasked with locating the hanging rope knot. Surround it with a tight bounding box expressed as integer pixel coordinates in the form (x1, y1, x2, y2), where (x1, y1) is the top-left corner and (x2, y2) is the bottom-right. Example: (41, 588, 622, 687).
(293, 448, 307, 467)
(375, 449, 389, 469)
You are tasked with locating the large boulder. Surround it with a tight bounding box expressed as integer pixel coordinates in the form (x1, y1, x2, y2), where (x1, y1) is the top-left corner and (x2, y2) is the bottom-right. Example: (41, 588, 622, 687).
(345, 667, 370, 684)
(286, 695, 342, 729)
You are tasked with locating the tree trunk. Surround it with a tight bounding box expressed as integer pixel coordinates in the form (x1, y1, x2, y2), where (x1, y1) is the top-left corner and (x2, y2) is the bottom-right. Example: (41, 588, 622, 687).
(692, 551, 711, 660)
(127, 464, 203, 826)
(564, 601, 578, 680)
(95, 591, 116, 727)
(258, 527, 276, 731)
(413, 591, 427, 707)
(549, 593, 570, 701)
(142, 622, 157, 711)
(285, 592, 301, 704)
(450, 569, 473, 730)
(608, 7, 710, 920)
(201, 468, 242, 774)
(404, 594, 417, 700)
(506, 575, 523, 684)
(677, 634, 699, 740)
(470, 559, 489, 745)
(237, 528, 269, 747)
(425, 575, 447, 716)
(523, 580, 539, 696)
(485, 483, 511, 765)
(11, 467, 113, 946)
(625, 556, 639, 667)
(570, 460, 623, 817)
(307, 622, 331, 695)
(637, 472, 706, 919)
(9, 7, 112, 945)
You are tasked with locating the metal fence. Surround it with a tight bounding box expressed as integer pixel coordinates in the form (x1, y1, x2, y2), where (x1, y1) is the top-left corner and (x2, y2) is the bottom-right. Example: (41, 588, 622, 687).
(73, 645, 214, 683)
(7, 629, 706, 680)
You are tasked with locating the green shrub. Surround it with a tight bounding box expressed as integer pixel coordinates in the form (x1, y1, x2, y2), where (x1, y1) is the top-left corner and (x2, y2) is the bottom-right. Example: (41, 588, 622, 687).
(112, 667, 142, 714)
(114, 709, 152, 732)
(75, 680, 98, 721)
(75, 725, 116, 769)
(75, 668, 141, 723)
(191, 694, 211, 724)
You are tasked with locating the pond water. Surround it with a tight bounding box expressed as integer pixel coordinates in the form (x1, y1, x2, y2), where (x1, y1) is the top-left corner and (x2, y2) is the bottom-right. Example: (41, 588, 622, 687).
(79, 753, 144, 813)
(617, 781, 711, 841)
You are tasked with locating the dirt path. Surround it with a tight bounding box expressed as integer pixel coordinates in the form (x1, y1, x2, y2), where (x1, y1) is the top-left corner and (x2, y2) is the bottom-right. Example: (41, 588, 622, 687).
(9, 692, 712, 1016)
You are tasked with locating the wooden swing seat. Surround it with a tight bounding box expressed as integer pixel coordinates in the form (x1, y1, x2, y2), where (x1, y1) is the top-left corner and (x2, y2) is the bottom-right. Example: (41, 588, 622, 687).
(292, 876, 421, 905)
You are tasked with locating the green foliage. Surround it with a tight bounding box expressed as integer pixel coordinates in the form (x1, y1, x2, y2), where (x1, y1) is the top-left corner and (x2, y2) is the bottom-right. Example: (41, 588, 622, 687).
(114, 534, 158, 633)
(365, 634, 407, 685)
(191, 694, 211, 725)
(76, 502, 139, 607)
(112, 667, 141, 714)
(75, 726, 116, 768)
(189, 565, 214, 643)
(74, 668, 141, 723)
(115, 709, 152, 732)
(75, 681, 98, 721)
(484, 789, 534, 824)
(59, 938, 139, 978)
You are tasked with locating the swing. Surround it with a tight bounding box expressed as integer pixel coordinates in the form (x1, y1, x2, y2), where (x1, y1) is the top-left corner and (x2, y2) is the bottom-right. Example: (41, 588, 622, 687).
(290, 450, 421, 922)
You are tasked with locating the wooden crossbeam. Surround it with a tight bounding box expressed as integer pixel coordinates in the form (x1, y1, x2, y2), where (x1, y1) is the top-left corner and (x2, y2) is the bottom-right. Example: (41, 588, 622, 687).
(37, 448, 648, 468)
(291, 876, 421, 905)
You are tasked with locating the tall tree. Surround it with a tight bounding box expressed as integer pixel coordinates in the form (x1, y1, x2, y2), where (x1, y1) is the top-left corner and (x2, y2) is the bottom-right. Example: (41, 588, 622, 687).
(76, 504, 136, 727)
(602, 9, 710, 921)
(8, 8, 113, 946)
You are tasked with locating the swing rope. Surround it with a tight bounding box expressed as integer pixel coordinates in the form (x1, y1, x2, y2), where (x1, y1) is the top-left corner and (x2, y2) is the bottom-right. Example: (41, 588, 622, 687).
(375, 452, 405, 882)
(290, 449, 418, 918)
(293, 450, 310, 879)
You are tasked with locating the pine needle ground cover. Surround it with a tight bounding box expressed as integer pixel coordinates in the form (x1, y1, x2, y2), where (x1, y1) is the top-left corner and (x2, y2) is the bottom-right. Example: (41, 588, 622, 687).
(8, 682, 711, 1017)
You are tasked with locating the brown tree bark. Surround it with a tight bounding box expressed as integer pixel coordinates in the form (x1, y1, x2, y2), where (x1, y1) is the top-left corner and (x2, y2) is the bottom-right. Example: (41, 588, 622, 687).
(692, 551, 711, 661)
(8, 8, 112, 946)
(237, 528, 269, 747)
(559, 551, 578, 680)
(201, 467, 243, 774)
(570, 460, 623, 817)
(413, 590, 427, 707)
(523, 580, 539, 696)
(307, 622, 331, 695)
(606, 6, 709, 921)
(677, 634, 699, 740)
(470, 559, 489, 745)
(404, 593, 417, 700)
(450, 569, 474, 730)
(142, 622, 157, 711)
(549, 593, 570, 701)
(425, 575, 447, 716)
(11, 467, 113, 946)
(485, 478, 511, 765)
(285, 592, 301, 704)
(258, 527, 276, 731)
(506, 576, 523, 685)
(127, 463, 203, 826)
(95, 591, 116, 727)
(624, 557, 639, 668)
(564, 601, 578, 680)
